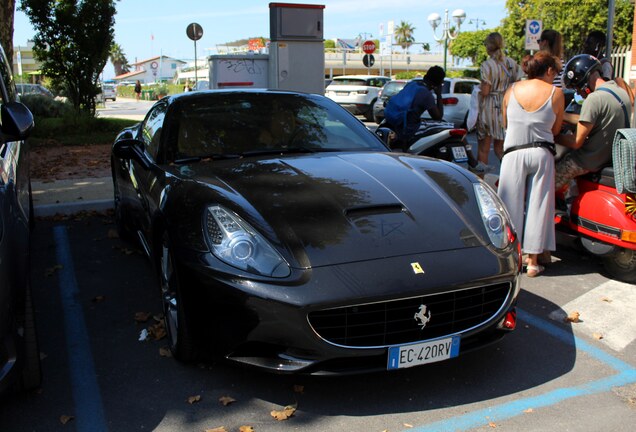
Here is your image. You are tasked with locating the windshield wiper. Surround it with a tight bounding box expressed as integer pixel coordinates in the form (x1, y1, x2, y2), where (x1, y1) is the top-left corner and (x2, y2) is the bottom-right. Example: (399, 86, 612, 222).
(173, 153, 241, 164)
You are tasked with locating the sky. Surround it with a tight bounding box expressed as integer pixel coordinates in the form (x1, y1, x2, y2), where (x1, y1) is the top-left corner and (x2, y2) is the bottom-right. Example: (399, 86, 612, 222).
(12, 0, 508, 79)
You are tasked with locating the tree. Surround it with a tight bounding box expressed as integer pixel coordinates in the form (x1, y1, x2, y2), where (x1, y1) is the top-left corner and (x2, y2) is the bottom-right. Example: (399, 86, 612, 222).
(501, 0, 633, 62)
(20, 0, 117, 115)
(394, 21, 415, 53)
(0, 0, 15, 65)
(449, 29, 491, 66)
(110, 42, 130, 76)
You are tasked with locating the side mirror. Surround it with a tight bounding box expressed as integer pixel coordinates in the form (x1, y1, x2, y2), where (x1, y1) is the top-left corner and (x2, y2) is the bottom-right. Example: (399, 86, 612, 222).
(375, 127, 393, 145)
(113, 138, 150, 169)
(1, 102, 34, 140)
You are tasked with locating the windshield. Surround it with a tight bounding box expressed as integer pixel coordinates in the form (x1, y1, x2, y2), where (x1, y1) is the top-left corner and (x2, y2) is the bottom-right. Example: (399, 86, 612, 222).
(169, 92, 387, 160)
(383, 82, 406, 97)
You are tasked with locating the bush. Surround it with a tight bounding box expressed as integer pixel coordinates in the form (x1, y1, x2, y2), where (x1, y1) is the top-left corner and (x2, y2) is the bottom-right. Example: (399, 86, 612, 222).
(30, 115, 139, 146)
(20, 94, 73, 118)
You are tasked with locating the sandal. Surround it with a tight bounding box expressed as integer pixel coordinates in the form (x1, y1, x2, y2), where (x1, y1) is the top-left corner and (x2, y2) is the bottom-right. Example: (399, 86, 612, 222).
(526, 264, 545, 278)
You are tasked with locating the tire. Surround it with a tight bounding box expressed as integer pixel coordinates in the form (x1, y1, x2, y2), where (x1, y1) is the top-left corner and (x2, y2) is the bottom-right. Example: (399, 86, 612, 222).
(364, 102, 376, 122)
(602, 248, 636, 283)
(16, 283, 42, 392)
(112, 170, 135, 242)
(159, 232, 198, 362)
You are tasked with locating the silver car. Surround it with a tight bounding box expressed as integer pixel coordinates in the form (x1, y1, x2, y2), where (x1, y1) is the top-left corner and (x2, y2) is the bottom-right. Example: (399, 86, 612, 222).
(422, 77, 480, 128)
(325, 75, 390, 121)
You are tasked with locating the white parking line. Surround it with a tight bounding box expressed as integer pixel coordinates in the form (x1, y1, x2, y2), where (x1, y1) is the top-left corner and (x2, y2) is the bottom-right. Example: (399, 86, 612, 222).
(549, 280, 636, 351)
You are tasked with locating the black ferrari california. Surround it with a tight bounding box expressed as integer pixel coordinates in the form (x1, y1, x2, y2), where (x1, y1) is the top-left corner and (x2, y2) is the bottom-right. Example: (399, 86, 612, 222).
(111, 89, 521, 374)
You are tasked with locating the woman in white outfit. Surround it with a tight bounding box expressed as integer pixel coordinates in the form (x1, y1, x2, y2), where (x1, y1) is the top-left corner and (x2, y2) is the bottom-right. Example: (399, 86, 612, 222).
(499, 52, 565, 277)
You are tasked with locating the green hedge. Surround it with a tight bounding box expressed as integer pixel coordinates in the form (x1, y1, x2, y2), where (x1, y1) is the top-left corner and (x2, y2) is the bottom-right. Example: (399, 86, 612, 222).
(116, 83, 186, 100)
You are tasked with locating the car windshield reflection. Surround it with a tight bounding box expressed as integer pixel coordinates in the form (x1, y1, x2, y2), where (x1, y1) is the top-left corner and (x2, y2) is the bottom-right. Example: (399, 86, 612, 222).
(170, 93, 386, 161)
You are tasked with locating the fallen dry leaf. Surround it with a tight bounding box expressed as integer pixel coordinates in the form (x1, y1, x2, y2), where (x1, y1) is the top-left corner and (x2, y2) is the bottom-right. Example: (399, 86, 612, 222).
(134, 312, 151, 323)
(489, 421, 497, 428)
(564, 311, 580, 323)
(271, 403, 297, 421)
(148, 322, 167, 340)
(219, 396, 236, 406)
(159, 346, 172, 357)
(59, 415, 74, 425)
(204, 427, 228, 432)
(403, 423, 414, 428)
(593, 333, 604, 340)
(523, 408, 534, 413)
(45, 264, 63, 277)
(601, 297, 613, 303)
(187, 395, 201, 404)
(239, 426, 255, 432)
(293, 384, 304, 394)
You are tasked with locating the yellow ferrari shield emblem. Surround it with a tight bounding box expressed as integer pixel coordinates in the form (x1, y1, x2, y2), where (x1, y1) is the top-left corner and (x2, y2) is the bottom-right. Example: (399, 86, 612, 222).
(411, 262, 424, 274)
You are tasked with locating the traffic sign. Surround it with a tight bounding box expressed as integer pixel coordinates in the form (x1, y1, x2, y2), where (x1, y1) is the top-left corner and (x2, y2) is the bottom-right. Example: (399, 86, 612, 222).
(186, 23, 204, 41)
(525, 19, 542, 50)
(363, 54, 375, 67)
(362, 40, 376, 54)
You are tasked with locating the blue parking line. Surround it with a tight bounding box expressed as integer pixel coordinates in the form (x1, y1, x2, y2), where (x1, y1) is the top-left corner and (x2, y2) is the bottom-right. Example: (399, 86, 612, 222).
(406, 308, 636, 432)
(54, 226, 108, 432)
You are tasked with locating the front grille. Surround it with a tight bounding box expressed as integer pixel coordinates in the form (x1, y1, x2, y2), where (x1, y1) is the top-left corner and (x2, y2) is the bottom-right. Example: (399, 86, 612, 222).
(308, 283, 511, 348)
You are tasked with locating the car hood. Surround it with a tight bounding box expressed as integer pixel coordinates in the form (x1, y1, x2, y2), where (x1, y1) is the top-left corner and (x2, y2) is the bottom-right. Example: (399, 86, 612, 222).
(177, 152, 486, 268)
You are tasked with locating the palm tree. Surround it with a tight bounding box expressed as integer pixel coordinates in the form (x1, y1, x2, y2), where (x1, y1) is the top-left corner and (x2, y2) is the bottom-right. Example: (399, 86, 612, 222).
(394, 21, 416, 53)
(109, 43, 130, 76)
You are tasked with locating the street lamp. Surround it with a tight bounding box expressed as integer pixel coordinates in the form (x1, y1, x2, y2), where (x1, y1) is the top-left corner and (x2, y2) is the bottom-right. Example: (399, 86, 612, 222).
(428, 8, 466, 71)
(469, 18, 486, 30)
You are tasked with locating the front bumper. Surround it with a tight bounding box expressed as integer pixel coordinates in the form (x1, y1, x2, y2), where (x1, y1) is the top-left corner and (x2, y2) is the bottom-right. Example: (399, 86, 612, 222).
(175, 245, 520, 375)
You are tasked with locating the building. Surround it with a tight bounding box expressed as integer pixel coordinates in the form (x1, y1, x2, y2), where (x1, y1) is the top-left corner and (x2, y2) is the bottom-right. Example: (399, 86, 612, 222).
(114, 55, 186, 84)
(12, 41, 43, 82)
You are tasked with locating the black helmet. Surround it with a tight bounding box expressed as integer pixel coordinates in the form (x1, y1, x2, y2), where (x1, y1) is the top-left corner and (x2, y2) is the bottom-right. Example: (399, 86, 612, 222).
(563, 54, 602, 90)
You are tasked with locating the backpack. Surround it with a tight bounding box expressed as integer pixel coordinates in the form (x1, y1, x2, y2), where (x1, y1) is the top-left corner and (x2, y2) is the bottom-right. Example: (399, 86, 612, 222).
(384, 81, 424, 134)
(612, 128, 636, 194)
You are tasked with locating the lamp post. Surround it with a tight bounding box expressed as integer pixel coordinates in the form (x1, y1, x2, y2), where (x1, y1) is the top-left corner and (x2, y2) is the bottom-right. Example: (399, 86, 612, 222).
(428, 9, 466, 71)
(469, 18, 486, 30)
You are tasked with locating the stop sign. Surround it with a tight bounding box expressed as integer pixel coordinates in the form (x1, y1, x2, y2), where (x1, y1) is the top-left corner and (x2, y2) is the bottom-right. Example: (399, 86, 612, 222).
(362, 40, 376, 54)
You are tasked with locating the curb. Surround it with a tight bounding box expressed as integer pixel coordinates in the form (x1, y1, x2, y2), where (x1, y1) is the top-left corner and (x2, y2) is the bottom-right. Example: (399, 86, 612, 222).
(34, 199, 114, 217)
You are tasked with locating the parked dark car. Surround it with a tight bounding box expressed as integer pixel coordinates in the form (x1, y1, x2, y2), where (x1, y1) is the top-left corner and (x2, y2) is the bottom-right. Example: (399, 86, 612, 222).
(16, 83, 54, 99)
(111, 89, 521, 374)
(0, 45, 40, 394)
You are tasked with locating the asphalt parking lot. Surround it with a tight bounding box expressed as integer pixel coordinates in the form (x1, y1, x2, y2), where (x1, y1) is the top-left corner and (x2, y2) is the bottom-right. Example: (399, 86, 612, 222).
(0, 212, 634, 432)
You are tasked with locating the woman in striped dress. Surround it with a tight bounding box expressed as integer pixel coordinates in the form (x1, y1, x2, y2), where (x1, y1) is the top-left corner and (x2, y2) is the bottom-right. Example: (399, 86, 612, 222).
(477, 32, 521, 165)
(538, 29, 564, 87)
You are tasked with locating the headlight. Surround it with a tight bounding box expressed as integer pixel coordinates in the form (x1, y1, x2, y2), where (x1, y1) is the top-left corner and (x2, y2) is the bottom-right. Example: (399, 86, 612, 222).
(473, 183, 515, 249)
(204, 205, 290, 278)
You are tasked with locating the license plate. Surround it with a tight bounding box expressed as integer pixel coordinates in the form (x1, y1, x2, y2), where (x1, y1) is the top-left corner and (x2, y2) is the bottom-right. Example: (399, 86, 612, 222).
(336, 91, 349, 96)
(451, 146, 468, 162)
(387, 336, 460, 370)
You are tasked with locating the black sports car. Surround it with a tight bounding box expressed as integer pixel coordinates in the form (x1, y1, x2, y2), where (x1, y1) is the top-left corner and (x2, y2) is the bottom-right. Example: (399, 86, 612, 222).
(111, 89, 521, 374)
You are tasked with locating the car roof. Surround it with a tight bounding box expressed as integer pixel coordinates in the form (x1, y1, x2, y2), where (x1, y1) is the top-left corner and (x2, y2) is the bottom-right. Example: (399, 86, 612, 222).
(332, 75, 388, 80)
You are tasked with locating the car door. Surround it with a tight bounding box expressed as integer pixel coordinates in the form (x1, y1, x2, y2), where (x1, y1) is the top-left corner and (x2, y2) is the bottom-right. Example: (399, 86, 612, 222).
(128, 101, 169, 246)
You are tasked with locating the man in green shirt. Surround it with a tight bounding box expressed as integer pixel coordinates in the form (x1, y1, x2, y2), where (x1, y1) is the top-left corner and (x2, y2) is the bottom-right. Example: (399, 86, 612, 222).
(555, 54, 632, 191)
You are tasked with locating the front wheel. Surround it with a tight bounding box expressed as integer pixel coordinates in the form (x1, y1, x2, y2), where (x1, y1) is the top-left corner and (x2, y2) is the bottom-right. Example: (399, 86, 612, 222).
(602, 248, 636, 283)
(159, 233, 198, 362)
(364, 101, 376, 122)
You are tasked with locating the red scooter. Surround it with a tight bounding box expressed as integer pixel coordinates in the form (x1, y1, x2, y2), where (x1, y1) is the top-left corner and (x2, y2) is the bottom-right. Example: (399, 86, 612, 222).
(554, 150, 636, 283)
